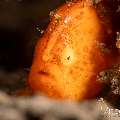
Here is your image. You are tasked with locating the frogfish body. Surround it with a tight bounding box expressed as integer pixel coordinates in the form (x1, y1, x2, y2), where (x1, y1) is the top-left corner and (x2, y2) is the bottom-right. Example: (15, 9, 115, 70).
(28, 0, 119, 101)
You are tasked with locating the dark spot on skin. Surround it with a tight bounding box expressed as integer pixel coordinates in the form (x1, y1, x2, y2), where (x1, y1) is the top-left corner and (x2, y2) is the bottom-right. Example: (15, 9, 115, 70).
(38, 71, 49, 76)
(67, 56, 70, 60)
(75, 11, 83, 20)
(38, 70, 55, 80)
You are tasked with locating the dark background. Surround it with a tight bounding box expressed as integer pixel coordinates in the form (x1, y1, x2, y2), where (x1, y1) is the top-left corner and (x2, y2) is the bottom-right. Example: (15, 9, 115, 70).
(0, 0, 65, 71)
(0, 0, 120, 71)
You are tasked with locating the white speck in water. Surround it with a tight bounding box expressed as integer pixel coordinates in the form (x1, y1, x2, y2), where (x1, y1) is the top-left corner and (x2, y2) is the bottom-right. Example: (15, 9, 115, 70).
(92, 0, 102, 5)
(64, 16, 71, 24)
(40, 30, 44, 34)
(66, 0, 73, 7)
(116, 32, 120, 40)
(116, 32, 120, 48)
(49, 10, 55, 18)
(36, 25, 44, 34)
(96, 42, 110, 53)
(24, 68, 30, 72)
(116, 6, 120, 12)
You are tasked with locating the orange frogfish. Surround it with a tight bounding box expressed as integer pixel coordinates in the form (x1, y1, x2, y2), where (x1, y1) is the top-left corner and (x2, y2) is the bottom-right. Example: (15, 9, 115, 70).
(28, 0, 119, 101)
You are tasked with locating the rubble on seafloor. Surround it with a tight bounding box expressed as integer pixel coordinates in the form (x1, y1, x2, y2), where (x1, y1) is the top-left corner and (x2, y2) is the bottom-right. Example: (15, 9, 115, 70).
(0, 91, 120, 120)
(0, 68, 119, 120)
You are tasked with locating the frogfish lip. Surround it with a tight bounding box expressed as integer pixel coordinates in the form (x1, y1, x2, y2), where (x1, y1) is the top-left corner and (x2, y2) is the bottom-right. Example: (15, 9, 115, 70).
(37, 70, 50, 76)
(29, 67, 55, 88)
(29, 68, 65, 98)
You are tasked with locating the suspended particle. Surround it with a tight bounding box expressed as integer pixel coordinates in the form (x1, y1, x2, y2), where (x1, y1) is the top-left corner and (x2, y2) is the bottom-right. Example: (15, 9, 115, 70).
(116, 32, 120, 40)
(49, 10, 55, 18)
(36, 25, 44, 34)
(40, 30, 44, 34)
(116, 32, 120, 48)
(92, 0, 102, 5)
(66, 0, 73, 7)
(116, 6, 120, 12)
(96, 42, 110, 53)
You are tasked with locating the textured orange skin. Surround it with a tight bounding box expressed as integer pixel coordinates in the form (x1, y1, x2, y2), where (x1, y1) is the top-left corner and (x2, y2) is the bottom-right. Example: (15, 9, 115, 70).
(28, 1, 118, 101)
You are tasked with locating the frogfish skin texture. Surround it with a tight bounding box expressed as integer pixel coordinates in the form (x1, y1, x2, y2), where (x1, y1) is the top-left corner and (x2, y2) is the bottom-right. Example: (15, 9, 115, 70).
(28, 0, 119, 101)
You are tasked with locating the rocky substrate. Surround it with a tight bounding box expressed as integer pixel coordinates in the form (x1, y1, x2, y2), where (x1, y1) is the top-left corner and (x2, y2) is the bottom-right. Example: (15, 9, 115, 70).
(0, 67, 120, 120)
(0, 91, 120, 120)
